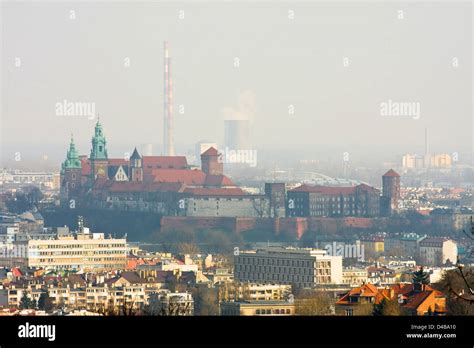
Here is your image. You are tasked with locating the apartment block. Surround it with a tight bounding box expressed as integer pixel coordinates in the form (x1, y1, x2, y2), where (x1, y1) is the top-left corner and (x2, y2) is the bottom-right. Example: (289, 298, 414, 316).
(419, 238, 458, 266)
(234, 247, 343, 288)
(220, 300, 295, 316)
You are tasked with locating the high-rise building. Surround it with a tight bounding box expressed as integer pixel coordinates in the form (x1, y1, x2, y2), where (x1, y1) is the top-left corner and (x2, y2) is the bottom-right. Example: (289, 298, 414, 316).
(430, 154, 452, 168)
(402, 154, 424, 169)
(224, 119, 250, 152)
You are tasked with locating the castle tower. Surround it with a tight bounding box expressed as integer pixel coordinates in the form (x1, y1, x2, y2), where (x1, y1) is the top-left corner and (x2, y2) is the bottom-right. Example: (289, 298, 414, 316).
(90, 118, 109, 180)
(201, 147, 223, 175)
(381, 169, 400, 216)
(60, 135, 83, 202)
(130, 147, 143, 182)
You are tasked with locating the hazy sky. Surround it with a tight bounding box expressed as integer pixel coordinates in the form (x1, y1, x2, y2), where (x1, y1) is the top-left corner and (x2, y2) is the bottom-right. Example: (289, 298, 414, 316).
(1, 1, 472, 167)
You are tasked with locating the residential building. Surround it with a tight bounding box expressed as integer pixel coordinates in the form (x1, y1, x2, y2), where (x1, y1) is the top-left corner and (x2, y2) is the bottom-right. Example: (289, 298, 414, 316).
(418, 238, 457, 266)
(384, 233, 426, 257)
(342, 268, 368, 286)
(148, 290, 194, 316)
(335, 283, 446, 316)
(367, 265, 397, 285)
(220, 300, 295, 316)
(234, 247, 343, 288)
(218, 282, 292, 302)
(205, 268, 234, 284)
(360, 237, 384, 258)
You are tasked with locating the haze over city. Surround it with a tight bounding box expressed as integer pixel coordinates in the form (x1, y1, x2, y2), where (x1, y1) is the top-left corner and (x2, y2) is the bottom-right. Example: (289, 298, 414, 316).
(1, 2, 472, 171)
(2, 3, 474, 345)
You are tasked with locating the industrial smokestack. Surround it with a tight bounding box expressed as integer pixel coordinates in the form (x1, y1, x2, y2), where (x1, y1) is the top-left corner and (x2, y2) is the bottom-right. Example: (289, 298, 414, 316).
(163, 41, 174, 156)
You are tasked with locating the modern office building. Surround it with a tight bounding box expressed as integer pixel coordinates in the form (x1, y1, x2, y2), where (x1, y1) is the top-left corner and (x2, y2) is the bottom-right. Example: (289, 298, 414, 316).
(234, 247, 343, 288)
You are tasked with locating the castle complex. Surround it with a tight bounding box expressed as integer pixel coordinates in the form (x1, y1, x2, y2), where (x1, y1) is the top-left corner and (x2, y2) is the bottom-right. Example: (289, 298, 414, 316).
(60, 121, 400, 220)
(60, 120, 284, 217)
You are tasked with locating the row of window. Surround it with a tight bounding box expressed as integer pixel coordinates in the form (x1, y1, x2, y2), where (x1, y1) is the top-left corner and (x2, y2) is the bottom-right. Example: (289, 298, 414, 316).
(237, 265, 313, 275)
(237, 272, 314, 283)
(38, 251, 124, 256)
(35, 258, 125, 263)
(255, 308, 291, 315)
(238, 257, 313, 267)
(38, 244, 125, 249)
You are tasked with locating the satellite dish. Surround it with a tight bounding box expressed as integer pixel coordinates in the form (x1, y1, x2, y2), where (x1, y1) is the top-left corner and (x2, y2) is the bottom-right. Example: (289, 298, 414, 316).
(397, 294, 404, 304)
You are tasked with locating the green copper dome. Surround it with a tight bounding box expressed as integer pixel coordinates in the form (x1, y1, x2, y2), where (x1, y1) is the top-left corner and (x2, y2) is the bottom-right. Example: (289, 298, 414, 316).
(62, 135, 82, 171)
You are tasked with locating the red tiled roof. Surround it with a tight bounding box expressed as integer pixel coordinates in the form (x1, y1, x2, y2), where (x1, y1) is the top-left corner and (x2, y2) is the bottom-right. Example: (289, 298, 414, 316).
(383, 169, 400, 177)
(184, 187, 246, 196)
(93, 180, 185, 193)
(204, 175, 235, 187)
(357, 183, 379, 192)
(109, 158, 129, 166)
(336, 283, 388, 305)
(78, 156, 189, 175)
(403, 291, 433, 310)
(143, 156, 188, 171)
(150, 169, 207, 185)
(11, 268, 22, 277)
(201, 147, 219, 156)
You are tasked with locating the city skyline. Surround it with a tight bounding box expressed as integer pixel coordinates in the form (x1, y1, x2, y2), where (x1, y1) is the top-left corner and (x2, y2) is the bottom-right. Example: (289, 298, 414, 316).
(0, 1, 474, 339)
(1, 2, 472, 169)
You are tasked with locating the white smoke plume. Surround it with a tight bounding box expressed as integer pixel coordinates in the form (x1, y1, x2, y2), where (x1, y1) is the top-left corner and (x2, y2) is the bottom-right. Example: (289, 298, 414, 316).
(222, 90, 256, 122)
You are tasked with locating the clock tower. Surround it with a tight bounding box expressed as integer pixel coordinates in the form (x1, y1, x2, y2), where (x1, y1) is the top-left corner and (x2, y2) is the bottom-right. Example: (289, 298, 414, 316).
(90, 118, 109, 181)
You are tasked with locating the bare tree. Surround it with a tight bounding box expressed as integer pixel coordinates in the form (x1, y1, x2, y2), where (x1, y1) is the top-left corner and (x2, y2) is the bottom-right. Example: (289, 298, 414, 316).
(252, 198, 269, 218)
(294, 290, 334, 315)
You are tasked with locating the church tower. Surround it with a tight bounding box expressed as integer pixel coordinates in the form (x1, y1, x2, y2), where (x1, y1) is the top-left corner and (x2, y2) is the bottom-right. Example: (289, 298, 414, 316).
(130, 147, 143, 182)
(90, 118, 109, 181)
(60, 135, 82, 203)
